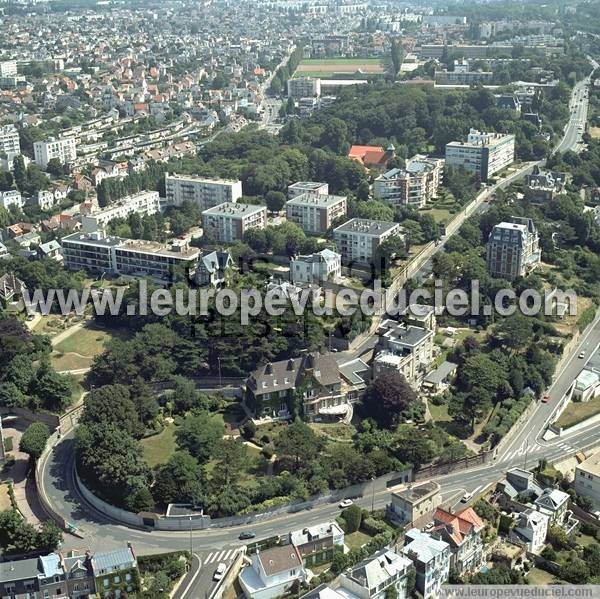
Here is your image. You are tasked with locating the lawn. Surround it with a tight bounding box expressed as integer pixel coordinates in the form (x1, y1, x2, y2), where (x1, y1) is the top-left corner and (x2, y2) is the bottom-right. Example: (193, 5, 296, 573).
(54, 325, 120, 356)
(527, 568, 559, 585)
(294, 57, 385, 77)
(345, 531, 373, 551)
(33, 315, 69, 336)
(575, 532, 598, 547)
(141, 423, 178, 468)
(51, 352, 95, 372)
(555, 394, 600, 430)
(310, 422, 356, 442)
(428, 402, 452, 423)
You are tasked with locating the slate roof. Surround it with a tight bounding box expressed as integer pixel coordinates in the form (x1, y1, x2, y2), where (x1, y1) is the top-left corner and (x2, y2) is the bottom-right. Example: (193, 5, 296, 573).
(257, 545, 302, 577)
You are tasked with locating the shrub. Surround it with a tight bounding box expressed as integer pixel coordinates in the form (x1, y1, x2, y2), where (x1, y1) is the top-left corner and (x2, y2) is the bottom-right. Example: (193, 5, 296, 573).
(342, 504, 362, 533)
(240, 420, 257, 441)
(361, 516, 392, 536)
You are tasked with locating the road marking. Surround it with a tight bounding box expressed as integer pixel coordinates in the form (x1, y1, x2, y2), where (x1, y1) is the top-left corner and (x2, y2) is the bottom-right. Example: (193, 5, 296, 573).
(223, 549, 234, 561)
(178, 554, 202, 599)
(205, 552, 215, 564)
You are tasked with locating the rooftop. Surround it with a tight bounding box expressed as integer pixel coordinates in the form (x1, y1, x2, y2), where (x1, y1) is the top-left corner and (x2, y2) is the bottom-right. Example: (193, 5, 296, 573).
(287, 192, 346, 208)
(334, 218, 400, 236)
(166, 172, 240, 185)
(257, 545, 302, 577)
(578, 453, 600, 477)
(202, 202, 266, 217)
(392, 481, 440, 504)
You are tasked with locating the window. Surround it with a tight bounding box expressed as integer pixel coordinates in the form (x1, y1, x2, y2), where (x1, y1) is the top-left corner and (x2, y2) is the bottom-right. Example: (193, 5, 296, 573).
(125, 573, 131, 582)
(103, 578, 109, 588)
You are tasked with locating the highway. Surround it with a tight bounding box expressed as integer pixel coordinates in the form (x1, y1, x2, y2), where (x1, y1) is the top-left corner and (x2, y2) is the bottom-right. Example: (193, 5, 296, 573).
(36, 69, 599, 597)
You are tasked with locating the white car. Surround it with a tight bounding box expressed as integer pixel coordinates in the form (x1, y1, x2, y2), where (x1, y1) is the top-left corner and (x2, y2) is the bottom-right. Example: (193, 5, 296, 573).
(461, 492, 473, 503)
(213, 563, 227, 581)
(339, 499, 354, 508)
(579, 351, 586, 359)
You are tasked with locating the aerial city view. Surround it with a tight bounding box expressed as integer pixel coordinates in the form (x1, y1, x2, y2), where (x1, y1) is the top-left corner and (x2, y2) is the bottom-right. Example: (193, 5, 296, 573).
(2, 0, 600, 597)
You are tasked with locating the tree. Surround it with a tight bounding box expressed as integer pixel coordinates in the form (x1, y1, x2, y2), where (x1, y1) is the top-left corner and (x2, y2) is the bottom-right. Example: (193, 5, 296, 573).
(0, 170, 13, 191)
(19, 422, 50, 461)
(82, 384, 141, 436)
(275, 419, 323, 473)
(175, 412, 224, 463)
(584, 544, 600, 577)
(154, 451, 204, 505)
(559, 558, 590, 584)
(0, 509, 39, 553)
(13, 155, 27, 192)
(31, 361, 72, 412)
(363, 371, 417, 429)
(211, 438, 247, 487)
(265, 191, 286, 213)
(37, 520, 63, 552)
(342, 504, 362, 533)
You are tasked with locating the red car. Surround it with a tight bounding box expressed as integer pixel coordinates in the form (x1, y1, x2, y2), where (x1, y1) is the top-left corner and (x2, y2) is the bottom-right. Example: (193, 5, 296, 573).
(541, 394, 550, 403)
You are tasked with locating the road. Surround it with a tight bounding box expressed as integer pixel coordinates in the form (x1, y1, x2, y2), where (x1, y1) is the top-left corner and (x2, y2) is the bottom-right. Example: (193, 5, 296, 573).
(35, 70, 600, 597)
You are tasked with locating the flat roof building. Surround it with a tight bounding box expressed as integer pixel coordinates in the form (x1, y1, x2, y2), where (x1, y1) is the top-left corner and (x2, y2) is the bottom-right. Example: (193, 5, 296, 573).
(333, 218, 404, 265)
(288, 181, 329, 199)
(165, 173, 242, 211)
(445, 129, 515, 181)
(33, 136, 77, 169)
(202, 202, 267, 243)
(62, 231, 199, 282)
(286, 192, 347, 234)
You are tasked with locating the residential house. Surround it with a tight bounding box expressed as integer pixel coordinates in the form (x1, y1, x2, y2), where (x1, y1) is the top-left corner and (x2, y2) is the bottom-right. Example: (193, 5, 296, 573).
(524, 166, 567, 203)
(348, 145, 395, 171)
(333, 219, 405, 265)
(398, 303, 437, 331)
(338, 549, 414, 599)
(289, 522, 344, 567)
(285, 192, 347, 234)
(495, 468, 544, 509)
(61, 551, 94, 598)
(91, 546, 139, 598)
(402, 528, 450, 598)
(0, 273, 26, 309)
(534, 488, 570, 526)
(422, 361, 458, 394)
(388, 481, 442, 528)
(290, 249, 341, 285)
(38, 239, 63, 262)
(37, 190, 56, 211)
(374, 319, 434, 386)
(245, 352, 362, 421)
(0, 189, 24, 210)
(431, 507, 484, 574)
(510, 508, 549, 553)
(195, 250, 233, 288)
(239, 545, 305, 599)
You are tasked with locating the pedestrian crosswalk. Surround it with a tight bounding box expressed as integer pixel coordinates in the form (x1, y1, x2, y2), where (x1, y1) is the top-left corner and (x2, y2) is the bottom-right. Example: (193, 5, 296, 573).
(501, 440, 578, 464)
(203, 549, 239, 565)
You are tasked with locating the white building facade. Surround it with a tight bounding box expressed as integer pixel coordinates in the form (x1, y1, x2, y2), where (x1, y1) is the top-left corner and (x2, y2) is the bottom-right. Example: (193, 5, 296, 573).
(202, 202, 267, 243)
(33, 137, 77, 169)
(165, 173, 243, 211)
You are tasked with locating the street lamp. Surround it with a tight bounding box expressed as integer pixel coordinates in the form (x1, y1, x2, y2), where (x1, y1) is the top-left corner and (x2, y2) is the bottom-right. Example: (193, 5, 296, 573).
(371, 477, 375, 513)
(189, 516, 193, 556)
(217, 357, 222, 388)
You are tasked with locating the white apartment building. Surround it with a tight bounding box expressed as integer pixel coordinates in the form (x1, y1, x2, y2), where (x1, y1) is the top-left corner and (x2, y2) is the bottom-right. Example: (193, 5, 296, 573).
(0, 190, 24, 210)
(202, 202, 267, 243)
(0, 124, 21, 170)
(287, 77, 321, 99)
(33, 137, 77, 169)
(0, 60, 17, 78)
(37, 190, 56, 211)
(510, 509, 549, 554)
(288, 181, 329, 199)
(290, 249, 341, 284)
(338, 549, 414, 599)
(374, 155, 444, 208)
(333, 218, 404, 264)
(575, 454, 600, 509)
(62, 231, 199, 281)
(402, 528, 450, 598)
(82, 191, 161, 233)
(486, 217, 541, 280)
(445, 129, 515, 181)
(286, 192, 347, 234)
(165, 173, 243, 211)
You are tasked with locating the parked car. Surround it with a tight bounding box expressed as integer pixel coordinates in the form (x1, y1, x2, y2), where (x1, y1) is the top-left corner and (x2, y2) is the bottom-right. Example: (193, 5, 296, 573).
(339, 499, 354, 508)
(213, 563, 227, 581)
(542, 394, 550, 403)
(461, 491, 473, 503)
(239, 531, 256, 540)
(579, 351, 586, 359)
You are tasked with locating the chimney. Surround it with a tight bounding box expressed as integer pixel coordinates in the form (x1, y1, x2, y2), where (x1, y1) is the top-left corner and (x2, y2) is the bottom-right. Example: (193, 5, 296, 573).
(265, 362, 273, 375)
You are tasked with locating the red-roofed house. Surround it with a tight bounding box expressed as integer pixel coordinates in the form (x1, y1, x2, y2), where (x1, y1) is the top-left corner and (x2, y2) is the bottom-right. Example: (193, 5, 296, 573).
(348, 144, 395, 170)
(431, 507, 484, 574)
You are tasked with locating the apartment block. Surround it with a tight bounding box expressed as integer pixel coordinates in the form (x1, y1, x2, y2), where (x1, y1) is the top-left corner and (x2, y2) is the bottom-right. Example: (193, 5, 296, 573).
(287, 77, 321, 99)
(202, 202, 267, 243)
(0, 124, 21, 169)
(0, 60, 17, 78)
(81, 190, 161, 233)
(402, 528, 450, 598)
(62, 231, 200, 281)
(445, 129, 515, 181)
(575, 454, 600, 509)
(286, 192, 347, 234)
(288, 181, 329, 199)
(374, 155, 444, 208)
(389, 481, 442, 527)
(33, 136, 77, 169)
(333, 218, 404, 264)
(165, 172, 242, 211)
(435, 69, 494, 85)
(486, 217, 541, 280)
(0, 190, 24, 210)
(290, 249, 341, 284)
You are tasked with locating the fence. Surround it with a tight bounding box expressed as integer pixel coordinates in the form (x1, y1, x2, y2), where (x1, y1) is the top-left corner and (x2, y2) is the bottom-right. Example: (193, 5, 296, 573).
(414, 450, 493, 481)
